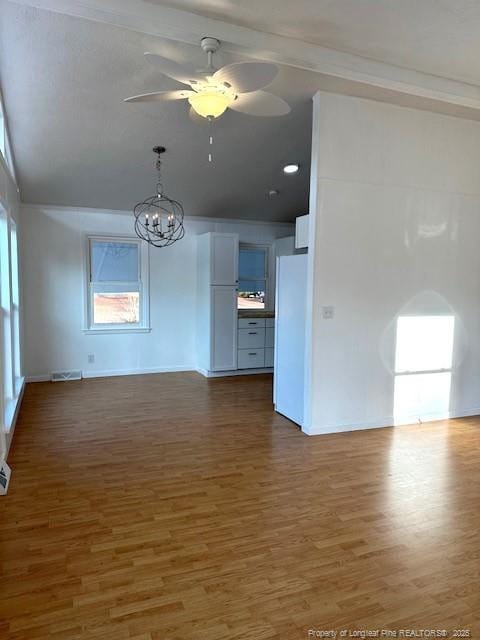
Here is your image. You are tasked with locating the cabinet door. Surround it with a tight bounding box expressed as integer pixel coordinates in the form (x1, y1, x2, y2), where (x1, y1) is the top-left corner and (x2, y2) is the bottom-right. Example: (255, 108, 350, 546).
(211, 286, 237, 371)
(211, 234, 239, 286)
(295, 215, 309, 249)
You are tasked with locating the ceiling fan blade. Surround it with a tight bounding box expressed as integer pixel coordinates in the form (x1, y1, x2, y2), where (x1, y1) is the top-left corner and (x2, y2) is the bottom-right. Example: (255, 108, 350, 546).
(144, 52, 204, 85)
(213, 62, 278, 93)
(229, 91, 291, 117)
(124, 90, 194, 103)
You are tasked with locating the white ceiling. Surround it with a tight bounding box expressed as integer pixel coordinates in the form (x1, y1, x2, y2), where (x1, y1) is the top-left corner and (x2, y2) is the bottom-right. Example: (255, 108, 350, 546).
(1, 2, 317, 221)
(149, 0, 480, 86)
(4, 1, 480, 222)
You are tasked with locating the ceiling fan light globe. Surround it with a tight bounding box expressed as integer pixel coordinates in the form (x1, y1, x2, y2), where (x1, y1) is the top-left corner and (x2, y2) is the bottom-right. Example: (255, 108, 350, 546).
(188, 91, 231, 119)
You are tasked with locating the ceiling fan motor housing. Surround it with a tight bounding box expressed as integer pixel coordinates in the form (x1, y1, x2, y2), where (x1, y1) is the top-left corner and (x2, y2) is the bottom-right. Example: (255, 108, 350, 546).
(200, 37, 220, 54)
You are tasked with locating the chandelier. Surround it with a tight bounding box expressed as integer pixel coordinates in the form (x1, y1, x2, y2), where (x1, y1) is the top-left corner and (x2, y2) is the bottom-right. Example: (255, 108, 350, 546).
(134, 146, 185, 247)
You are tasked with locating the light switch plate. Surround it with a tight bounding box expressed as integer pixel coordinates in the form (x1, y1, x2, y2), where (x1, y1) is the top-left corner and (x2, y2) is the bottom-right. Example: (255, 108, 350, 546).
(322, 305, 335, 319)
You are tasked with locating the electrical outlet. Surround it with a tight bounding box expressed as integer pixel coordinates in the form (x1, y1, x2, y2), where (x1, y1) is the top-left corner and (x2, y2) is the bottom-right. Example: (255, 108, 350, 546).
(87, 354, 95, 364)
(322, 306, 335, 320)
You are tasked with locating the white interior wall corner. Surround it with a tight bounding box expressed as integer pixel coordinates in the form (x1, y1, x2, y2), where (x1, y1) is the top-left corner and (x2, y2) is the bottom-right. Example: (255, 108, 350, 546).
(19, 205, 294, 379)
(307, 91, 480, 435)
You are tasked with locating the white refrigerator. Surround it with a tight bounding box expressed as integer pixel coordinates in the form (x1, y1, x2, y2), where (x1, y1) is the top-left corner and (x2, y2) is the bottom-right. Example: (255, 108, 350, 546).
(274, 254, 308, 427)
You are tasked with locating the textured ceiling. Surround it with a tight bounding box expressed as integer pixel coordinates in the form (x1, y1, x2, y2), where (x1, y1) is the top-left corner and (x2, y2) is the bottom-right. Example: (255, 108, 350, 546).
(148, 0, 480, 86)
(1, 2, 315, 221)
(4, 2, 480, 222)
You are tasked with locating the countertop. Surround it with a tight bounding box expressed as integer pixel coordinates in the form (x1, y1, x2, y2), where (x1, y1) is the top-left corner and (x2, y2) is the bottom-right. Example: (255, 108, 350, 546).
(238, 310, 275, 318)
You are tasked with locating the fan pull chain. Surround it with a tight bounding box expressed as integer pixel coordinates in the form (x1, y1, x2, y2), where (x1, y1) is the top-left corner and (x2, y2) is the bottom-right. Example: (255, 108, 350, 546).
(208, 116, 214, 163)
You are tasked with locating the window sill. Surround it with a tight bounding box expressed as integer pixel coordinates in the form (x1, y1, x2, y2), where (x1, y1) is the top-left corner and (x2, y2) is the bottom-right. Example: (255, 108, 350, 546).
(83, 327, 152, 335)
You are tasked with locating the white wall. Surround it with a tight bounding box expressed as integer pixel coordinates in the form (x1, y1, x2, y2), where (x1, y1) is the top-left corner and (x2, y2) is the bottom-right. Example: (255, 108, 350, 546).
(306, 91, 480, 434)
(20, 205, 293, 379)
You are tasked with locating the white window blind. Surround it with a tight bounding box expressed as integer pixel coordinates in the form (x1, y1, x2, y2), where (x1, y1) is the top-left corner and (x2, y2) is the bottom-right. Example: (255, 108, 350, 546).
(86, 237, 149, 332)
(238, 244, 269, 310)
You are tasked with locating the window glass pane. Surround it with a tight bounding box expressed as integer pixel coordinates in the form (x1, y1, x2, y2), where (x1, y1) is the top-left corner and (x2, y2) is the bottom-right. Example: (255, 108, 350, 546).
(239, 249, 266, 279)
(238, 280, 266, 310)
(10, 226, 18, 306)
(395, 315, 454, 373)
(10, 224, 21, 393)
(92, 284, 140, 325)
(90, 241, 139, 282)
(0, 211, 12, 403)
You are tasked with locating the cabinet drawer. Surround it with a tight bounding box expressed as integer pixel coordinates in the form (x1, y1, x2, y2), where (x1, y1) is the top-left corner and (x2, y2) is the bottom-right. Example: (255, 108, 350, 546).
(238, 348, 265, 369)
(238, 318, 266, 329)
(266, 318, 275, 328)
(265, 347, 274, 368)
(265, 327, 274, 348)
(238, 327, 265, 349)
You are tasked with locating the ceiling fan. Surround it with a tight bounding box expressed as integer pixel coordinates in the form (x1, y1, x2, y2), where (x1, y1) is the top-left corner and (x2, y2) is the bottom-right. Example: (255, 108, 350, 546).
(124, 37, 291, 120)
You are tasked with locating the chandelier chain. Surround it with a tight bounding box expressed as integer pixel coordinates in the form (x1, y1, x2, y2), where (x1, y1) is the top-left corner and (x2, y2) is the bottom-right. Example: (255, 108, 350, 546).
(156, 157, 164, 196)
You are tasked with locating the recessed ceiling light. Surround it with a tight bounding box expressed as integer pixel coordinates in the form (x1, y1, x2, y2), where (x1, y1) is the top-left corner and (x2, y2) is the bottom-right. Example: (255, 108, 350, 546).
(268, 189, 279, 197)
(283, 163, 299, 174)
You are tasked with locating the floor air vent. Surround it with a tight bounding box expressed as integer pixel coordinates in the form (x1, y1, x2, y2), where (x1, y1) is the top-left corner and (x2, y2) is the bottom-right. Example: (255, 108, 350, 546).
(0, 461, 11, 496)
(51, 370, 82, 382)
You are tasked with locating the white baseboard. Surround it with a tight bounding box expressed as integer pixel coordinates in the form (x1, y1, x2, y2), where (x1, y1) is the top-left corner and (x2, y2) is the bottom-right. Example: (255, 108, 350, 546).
(303, 407, 480, 436)
(303, 418, 393, 436)
(82, 365, 195, 379)
(196, 367, 273, 378)
(26, 365, 195, 383)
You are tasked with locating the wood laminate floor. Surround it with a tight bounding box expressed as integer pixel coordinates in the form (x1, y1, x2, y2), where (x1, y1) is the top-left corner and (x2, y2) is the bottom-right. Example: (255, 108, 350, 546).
(1, 372, 480, 639)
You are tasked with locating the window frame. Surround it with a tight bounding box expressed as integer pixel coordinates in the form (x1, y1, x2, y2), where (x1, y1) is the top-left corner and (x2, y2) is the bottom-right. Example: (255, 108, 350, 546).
(0, 208, 13, 409)
(238, 243, 271, 310)
(0, 89, 17, 185)
(9, 221, 21, 397)
(0, 205, 22, 433)
(84, 234, 150, 334)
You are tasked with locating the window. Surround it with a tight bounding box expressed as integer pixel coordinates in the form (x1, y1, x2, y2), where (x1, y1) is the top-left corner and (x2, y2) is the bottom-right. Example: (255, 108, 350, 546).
(86, 236, 149, 332)
(10, 223, 21, 395)
(0, 210, 13, 415)
(238, 244, 269, 310)
(0, 93, 16, 181)
(0, 208, 21, 431)
(393, 315, 455, 425)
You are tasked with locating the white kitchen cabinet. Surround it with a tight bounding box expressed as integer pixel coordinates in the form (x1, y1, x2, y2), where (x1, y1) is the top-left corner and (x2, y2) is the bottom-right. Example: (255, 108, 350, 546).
(265, 347, 274, 367)
(295, 214, 309, 249)
(196, 232, 239, 374)
(265, 327, 275, 348)
(238, 327, 265, 349)
(237, 316, 274, 370)
(238, 317, 266, 329)
(210, 233, 239, 285)
(238, 349, 265, 369)
(211, 286, 238, 371)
